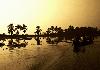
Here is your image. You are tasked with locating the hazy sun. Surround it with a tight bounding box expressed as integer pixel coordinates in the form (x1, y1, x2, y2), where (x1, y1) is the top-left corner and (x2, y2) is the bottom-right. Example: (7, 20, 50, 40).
(0, 0, 59, 34)
(0, 0, 99, 34)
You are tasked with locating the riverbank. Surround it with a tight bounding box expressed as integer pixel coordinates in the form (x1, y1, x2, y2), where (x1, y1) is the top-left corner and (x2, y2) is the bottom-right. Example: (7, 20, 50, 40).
(0, 37, 100, 70)
(29, 37, 100, 70)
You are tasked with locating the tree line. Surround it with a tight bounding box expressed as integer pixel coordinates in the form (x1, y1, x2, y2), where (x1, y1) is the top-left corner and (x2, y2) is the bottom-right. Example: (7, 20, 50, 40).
(7, 24, 100, 38)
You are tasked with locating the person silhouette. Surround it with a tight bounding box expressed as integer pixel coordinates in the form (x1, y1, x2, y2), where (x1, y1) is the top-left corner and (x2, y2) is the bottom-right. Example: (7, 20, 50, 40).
(73, 36, 80, 52)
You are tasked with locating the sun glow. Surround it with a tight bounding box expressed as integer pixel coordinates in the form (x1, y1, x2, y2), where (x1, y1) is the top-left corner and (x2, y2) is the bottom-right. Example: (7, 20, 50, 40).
(0, 0, 99, 34)
(0, 0, 58, 34)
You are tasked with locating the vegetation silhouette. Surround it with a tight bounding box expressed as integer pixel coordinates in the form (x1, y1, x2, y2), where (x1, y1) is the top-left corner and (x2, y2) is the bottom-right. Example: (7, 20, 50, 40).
(6, 24, 100, 39)
(34, 36, 42, 45)
(15, 24, 27, 35)
(0, 24, 99, 50)
(73, 43, 86, 53)
(7, 39, 28, 49)
(46, 37, 64, 45)
(7, 24, 15, 36)
(34, 26, 42, 36)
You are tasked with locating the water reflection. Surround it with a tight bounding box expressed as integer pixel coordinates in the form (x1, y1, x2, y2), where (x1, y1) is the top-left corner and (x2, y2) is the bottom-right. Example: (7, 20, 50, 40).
(0, 36, 97, 70)
(0, 36, 93, 52)
(7, 39, 28, 49)
(46, 37, 64, 45)
(0, 38, 5, 48)
(0, 38, 29, 51)
(34, 36, 42, 45)
(73, 45, 86, 53)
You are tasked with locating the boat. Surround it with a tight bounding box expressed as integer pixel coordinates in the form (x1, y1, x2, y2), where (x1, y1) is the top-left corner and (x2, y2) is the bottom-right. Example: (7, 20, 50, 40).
(73, 36, 93, 47)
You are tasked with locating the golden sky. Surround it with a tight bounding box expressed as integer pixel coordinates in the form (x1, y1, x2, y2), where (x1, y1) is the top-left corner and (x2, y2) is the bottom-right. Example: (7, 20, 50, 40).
(0, 0, 99, 34)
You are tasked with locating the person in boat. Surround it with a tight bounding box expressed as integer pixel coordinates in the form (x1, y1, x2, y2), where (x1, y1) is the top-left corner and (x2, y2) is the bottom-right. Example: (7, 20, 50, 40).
(73, 36, 80, 47)
(82, 35, 87, 45)
(73, 36, 81, 52)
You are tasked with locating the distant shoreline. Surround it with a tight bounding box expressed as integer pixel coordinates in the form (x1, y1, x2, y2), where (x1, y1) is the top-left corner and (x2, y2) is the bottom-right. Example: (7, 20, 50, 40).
(0, 35, 64, 39)
(0, 34, 99, 40)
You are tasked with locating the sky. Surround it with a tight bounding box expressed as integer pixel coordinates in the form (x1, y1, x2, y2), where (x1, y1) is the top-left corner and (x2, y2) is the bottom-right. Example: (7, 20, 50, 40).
(0, 0, 99, 34)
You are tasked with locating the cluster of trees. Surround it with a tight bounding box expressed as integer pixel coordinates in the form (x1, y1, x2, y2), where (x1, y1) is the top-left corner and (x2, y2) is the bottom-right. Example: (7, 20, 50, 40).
(34, 26, 63, 36)
(41, 25, 98, 37)
(7, 24, 100, 39)
(46, 26, 63, 36)
(64, 25, 98, 38)
(7, 24, 27, 35)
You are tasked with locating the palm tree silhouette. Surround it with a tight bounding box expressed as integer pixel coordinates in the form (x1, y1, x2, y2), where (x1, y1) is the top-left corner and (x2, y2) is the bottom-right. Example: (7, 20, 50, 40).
(54, 26, 58, 33)
(68, 25, 74, 31)
(46, 28, 51, 35)
(15, 24, 27, 35)
(50, 26, 54, 34)
(22, 24, 27, 33)
(34, 26, 42, 36)
(15, 24, 21, 35)
(7, 24, 15, 35)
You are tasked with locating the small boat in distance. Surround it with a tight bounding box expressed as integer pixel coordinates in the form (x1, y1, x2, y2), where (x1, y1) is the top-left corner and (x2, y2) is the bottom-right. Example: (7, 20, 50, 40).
(73, 35, 94, 47)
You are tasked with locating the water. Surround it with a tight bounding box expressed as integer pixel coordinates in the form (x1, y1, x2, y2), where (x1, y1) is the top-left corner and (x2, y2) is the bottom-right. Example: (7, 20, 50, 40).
(0, 37, 100, 70)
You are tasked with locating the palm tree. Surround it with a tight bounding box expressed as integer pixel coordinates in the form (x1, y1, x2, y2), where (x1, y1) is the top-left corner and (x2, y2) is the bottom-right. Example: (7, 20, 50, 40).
(54, 26, 58, 33)
(34, 26, 42, 36)
(16, 30, 19, 35)
(50, 26, 54, 34)
(22, 24, 27, 33)
(68, 25, 74, 31)
(57, 27, 63, 35)
(15, 24, 27, 35)
(15, 24, 21, 35)
(46, 28, 51, 35)
(7, 24, 15, 35)
(67, 25, 75, 38)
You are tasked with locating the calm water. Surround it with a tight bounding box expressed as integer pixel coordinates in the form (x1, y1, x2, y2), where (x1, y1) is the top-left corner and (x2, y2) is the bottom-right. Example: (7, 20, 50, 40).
(0, 37, 100, 70)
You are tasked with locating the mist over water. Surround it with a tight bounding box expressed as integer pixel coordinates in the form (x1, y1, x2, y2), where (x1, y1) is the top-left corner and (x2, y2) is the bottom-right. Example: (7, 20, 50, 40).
(0, 36, 100, 70)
